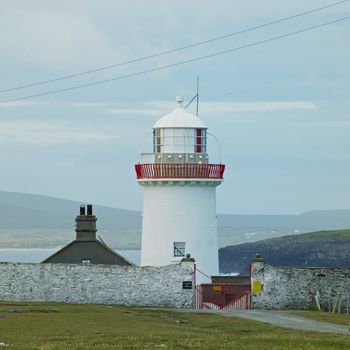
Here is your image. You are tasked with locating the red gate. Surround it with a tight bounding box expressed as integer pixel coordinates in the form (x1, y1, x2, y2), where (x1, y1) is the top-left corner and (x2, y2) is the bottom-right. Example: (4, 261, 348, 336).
(195, 284, 251, 310)
(194, 264, 252, 310)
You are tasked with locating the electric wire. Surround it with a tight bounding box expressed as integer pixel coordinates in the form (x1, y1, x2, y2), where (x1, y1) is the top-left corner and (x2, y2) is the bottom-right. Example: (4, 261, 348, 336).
(0, 16, 349, 104)
(0, 0, 349, 94)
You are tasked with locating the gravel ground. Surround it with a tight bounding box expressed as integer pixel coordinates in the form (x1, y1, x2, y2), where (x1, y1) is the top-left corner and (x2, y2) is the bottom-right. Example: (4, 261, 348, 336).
(196, 309, 349, 334)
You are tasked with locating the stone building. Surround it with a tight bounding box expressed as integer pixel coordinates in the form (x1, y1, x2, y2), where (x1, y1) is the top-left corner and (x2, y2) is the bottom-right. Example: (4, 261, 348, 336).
(42, 204, 133, 266)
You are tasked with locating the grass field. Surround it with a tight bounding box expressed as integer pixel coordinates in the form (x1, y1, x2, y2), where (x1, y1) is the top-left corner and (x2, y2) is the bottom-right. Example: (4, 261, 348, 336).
(292, 310, 350, 326)
(0, 302, 349, 350)
(304, 228, 350, 239)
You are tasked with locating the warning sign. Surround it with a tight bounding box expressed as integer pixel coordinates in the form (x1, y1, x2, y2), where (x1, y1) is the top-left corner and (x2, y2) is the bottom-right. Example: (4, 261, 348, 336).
(252, 280, 263, 294)
(212, 285, 222, 292)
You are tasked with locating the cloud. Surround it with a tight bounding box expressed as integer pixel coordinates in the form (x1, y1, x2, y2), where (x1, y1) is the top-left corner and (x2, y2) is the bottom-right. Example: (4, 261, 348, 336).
(0, 101, 109, 109)
(105, 108, 162, 117)
(0, 101, 49, 108)
(103, 100, 316, 117)
(198, 101, 317, 113)
(0, 120, 116, 144)
(74, 102, 111, 108)
(0, 10, 121, 70)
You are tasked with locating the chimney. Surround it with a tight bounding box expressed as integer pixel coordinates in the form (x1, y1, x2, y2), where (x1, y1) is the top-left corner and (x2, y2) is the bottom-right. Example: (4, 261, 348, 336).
(87, 204, 93, 215)
(75, 204, 97, 241)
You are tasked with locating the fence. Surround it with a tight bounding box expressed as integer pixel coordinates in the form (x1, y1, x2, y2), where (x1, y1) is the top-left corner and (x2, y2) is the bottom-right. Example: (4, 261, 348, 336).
(135, 163, 225, 180)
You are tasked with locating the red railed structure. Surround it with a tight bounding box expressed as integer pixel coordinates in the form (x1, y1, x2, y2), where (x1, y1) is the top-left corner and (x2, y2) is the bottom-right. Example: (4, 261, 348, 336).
(135, 163, 225, 180)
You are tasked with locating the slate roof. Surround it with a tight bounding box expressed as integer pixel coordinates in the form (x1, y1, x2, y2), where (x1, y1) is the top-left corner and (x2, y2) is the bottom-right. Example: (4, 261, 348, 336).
(42, 239, 134, 266)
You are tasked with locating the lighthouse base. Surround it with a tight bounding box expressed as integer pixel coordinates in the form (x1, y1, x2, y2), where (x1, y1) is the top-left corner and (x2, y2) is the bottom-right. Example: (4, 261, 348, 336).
(140, 182, 220, 279)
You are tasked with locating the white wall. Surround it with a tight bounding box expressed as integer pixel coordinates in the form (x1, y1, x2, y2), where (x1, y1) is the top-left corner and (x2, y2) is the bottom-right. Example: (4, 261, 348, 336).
(141, 184, 219, 282)
(0, 262, 194, 307)
(251, 261, 350, 311)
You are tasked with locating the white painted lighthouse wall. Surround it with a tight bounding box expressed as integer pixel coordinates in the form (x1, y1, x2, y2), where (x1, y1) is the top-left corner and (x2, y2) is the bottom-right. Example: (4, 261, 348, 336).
(141, 184, 219, 281)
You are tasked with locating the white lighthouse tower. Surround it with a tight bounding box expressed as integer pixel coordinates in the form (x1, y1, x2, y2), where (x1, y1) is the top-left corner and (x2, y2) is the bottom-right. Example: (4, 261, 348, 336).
(135, 97, 225, 277)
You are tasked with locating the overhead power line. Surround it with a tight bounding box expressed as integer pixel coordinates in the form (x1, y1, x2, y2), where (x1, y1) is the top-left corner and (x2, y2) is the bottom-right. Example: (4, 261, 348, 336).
(0, 16, 349, 104)
(0, 0, 349, 94)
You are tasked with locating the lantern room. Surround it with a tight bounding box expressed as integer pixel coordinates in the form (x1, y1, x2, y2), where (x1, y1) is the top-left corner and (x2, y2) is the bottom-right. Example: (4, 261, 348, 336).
(136, 96, 225, 180)
(150, 97, 208, 164)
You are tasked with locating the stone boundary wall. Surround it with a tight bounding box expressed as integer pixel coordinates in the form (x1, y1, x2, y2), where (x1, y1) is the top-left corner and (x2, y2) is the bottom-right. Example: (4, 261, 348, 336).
(251, 260, 350, 311)
(0, 261, 194, 308)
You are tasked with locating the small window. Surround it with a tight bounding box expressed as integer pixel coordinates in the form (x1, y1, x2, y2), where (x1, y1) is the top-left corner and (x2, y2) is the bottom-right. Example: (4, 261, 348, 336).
(156, 129, 162, 153)
(195, 129, 206, 153)
(174, 242, 186, 257)
(196, 129, 202, 153)
(152, 129, 156, 153)
(82, 259, 91, 264)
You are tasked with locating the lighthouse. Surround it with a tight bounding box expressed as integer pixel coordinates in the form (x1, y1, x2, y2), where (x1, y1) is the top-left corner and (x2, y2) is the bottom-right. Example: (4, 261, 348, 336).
(135, 97, 225, 277)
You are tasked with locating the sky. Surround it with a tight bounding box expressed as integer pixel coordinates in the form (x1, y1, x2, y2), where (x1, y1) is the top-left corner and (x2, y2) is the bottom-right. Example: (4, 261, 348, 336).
(0, 0, 349, 214)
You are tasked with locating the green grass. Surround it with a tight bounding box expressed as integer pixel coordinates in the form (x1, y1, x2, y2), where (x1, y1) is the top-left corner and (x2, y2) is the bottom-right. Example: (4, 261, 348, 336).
(303, 229, 350, 239)
(291, 310, 350, 326)
(0, 302, 349, 349)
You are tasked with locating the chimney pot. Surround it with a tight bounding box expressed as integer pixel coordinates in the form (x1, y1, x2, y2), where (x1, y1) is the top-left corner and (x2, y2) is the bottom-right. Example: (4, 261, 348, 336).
(80, 205, 86, 216)
(87, 204, 93, 215)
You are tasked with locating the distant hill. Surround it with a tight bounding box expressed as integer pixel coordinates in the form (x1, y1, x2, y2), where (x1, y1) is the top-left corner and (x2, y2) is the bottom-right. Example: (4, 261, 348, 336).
(1, 190, 350, 249)
(218, 211, 350, 246)
(219, 229, 350, 274)
(0, 191, 141, 230)
(0, 191, 141, 249)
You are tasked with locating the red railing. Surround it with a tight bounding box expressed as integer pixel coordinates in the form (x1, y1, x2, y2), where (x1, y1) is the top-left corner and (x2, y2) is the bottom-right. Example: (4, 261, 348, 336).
(135, 163, 225, 180)
(223, 292, 252, 310)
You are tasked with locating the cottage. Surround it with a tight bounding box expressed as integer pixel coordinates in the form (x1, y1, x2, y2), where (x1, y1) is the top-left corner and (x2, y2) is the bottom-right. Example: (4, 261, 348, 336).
(42, 204, 133, 266)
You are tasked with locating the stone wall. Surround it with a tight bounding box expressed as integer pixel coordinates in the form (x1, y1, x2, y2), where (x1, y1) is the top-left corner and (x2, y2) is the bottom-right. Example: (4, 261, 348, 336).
(251, 259, 350, 311)
(0, 261, 194, 308)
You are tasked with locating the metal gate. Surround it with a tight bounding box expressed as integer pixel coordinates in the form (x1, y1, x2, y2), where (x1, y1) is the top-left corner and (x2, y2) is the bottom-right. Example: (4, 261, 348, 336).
(195, 284, 251, 310)
(193, 264, 251, 310)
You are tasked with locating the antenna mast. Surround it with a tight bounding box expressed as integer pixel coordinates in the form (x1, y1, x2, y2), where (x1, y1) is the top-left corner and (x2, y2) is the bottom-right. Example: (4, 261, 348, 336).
(184, 77, 200, 112)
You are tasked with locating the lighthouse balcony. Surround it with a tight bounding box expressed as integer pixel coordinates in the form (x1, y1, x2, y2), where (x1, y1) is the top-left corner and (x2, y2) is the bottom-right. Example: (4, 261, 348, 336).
(135, 163, 225, 180)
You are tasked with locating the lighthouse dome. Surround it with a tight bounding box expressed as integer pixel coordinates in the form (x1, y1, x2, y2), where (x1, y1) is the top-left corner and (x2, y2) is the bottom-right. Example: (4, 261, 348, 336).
(153, 97, 207, 129)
